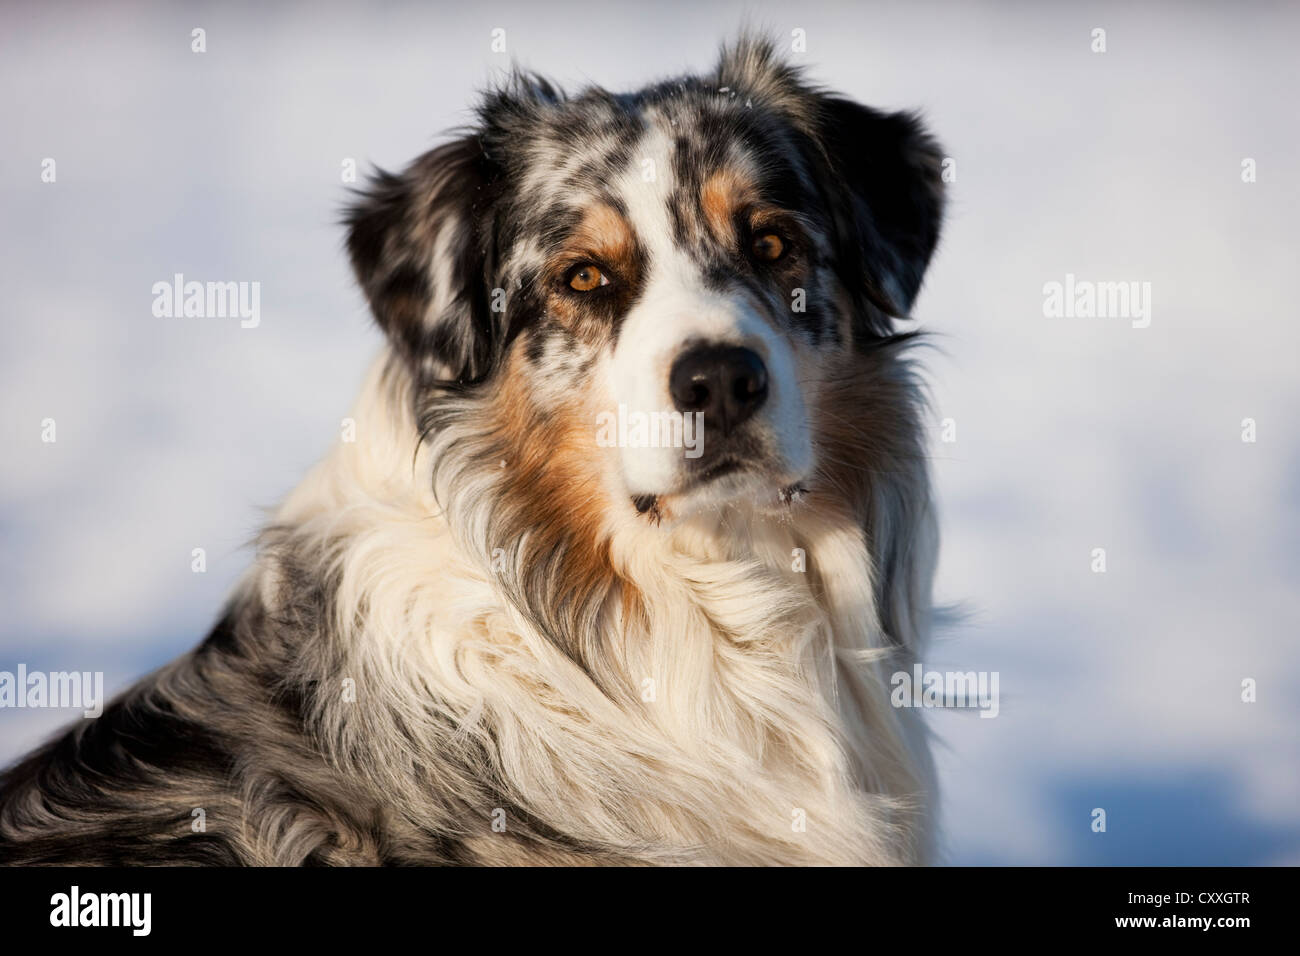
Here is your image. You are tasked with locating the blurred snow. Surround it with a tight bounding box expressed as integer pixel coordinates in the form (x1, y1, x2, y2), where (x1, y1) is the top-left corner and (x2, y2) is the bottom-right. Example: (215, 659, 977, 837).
(1, 0, 1296, 864)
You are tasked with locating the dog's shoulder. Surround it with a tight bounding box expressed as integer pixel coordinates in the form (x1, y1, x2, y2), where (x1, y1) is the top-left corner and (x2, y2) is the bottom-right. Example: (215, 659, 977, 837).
(0, 641, 246, 864)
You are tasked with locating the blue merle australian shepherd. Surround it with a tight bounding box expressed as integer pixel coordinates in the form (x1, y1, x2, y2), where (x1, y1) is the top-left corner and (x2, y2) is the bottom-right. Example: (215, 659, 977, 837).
(0, 36, 945, 865)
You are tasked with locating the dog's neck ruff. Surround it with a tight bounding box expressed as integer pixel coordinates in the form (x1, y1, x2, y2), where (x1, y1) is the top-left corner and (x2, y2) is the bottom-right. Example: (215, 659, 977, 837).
(260, 353, 935, 865)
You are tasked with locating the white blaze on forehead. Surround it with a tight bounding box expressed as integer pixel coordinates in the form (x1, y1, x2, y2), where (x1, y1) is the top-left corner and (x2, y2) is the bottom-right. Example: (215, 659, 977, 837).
(600, 115, 811, 497)
(611, 118, 679, 276)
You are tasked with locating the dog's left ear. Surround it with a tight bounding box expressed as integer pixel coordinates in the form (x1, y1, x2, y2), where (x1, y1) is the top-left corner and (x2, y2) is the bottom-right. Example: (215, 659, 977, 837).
(813, 97, 946, 323)
(714, 35, 944, 325)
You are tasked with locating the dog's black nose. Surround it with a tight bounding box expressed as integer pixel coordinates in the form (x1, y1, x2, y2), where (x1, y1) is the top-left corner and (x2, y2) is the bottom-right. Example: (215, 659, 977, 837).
(669, 344, 768, 435)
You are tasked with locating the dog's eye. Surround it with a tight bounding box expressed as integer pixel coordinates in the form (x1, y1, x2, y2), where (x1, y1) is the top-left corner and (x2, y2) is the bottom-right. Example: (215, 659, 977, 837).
(568, 264, 609, 292)
(750, 231, 785, 262)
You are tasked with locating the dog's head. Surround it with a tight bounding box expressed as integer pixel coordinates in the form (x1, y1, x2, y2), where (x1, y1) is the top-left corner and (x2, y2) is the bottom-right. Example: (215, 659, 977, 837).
(347, 35, 943, 526)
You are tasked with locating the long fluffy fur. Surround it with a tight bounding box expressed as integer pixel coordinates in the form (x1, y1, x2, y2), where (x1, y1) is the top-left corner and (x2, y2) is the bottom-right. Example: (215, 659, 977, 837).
(0, 35, 944, 866)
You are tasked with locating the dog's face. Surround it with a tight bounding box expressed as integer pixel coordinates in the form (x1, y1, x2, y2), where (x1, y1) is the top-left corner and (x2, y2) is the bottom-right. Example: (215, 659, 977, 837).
(347, 37, 943, 527)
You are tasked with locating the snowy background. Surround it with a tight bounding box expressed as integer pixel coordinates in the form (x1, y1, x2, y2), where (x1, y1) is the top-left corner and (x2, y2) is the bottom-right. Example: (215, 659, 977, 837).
(2, 0, 1296, 864)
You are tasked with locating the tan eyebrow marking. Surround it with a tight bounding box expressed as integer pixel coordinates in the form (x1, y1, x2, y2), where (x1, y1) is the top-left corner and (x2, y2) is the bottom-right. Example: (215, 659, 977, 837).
(543, 201, 642, 346)
(554, 202, 638, 276)
(701, 167, 758, 242)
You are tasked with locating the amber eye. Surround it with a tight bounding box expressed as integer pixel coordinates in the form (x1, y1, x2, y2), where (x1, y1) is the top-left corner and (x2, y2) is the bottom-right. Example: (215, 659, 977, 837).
(568, 264, 609, 292)
(751, 231, 785, 262)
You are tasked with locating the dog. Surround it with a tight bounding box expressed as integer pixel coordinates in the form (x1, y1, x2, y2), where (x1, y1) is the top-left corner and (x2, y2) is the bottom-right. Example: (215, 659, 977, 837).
(0, 35, 945, 865)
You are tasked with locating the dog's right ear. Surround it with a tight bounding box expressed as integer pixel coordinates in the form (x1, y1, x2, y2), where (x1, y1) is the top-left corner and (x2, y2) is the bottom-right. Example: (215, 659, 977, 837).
(345, 136, 498, 385)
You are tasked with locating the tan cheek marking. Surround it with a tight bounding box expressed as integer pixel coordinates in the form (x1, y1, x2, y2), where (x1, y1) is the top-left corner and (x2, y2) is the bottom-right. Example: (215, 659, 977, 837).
(489, 349, 600, 487)
(546, 288, 585, 335)
(484, 347, 616, 581)
(544, 292, 618, 351)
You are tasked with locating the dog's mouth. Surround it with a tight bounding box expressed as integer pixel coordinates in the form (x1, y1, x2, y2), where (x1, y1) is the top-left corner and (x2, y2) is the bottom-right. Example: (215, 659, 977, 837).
(631, 460, 809, 518)
(692, 456, 745, 485)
